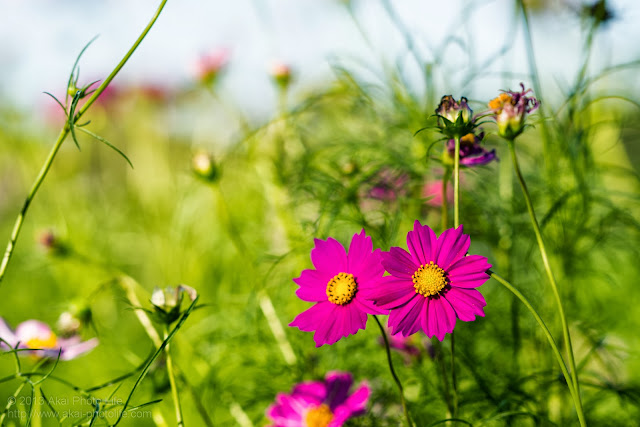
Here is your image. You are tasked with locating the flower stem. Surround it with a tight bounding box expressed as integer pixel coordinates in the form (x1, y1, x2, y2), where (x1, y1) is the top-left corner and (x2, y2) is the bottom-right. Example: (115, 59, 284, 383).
(374, 316, 412, 427)
(450, 333, 458, 417)
(453, 136, 461, 228)
(507, 140, 584, 423)
(489, 270, 586, 427)
(441, 168, 451, 230)
(164, 326, 184, 427)
(0, 0, 169, 287)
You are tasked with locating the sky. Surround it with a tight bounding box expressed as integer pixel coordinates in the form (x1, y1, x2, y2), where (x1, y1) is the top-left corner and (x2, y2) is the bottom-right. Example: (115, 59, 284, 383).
(0, 0, 638, 119)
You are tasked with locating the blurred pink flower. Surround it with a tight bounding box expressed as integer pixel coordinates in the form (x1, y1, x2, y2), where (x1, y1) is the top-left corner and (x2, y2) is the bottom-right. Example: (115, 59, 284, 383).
(0, 318, 97, 360)
(367, 168, 409, 202)
(193, 48, 230, 85)
(423, 179, 453, 207)
(270, 61, 293, 89)
(266, 371, 370, 427)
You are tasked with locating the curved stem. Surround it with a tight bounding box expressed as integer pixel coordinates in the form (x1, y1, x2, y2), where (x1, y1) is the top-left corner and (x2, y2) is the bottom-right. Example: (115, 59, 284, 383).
(507, 139, 584, 423)
(489, 271, 586, 426)
(0, 0, 169, 286)
(453, 136, 461, 228)
(374, 316, 412, 427)
(450, 333, 458, 417)
(165, 326, 184, 427)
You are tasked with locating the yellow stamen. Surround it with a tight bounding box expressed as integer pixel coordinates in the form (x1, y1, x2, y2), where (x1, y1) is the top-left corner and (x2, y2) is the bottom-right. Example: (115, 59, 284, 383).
(25, 332, 58, 349)
(460, 133, 476, 145)
(488, 93, 512, 111)
(412, 262, 448, 297)
(305, 404, 334, 427)
(326, 272, 357, 305)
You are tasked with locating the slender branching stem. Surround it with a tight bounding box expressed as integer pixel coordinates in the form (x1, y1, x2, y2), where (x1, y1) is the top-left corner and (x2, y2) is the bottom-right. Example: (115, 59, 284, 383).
(0, 0, 169, 286)
(507, 140, 585, 424)
(489, 270, 586, 427)
(374, 316, 412, 427)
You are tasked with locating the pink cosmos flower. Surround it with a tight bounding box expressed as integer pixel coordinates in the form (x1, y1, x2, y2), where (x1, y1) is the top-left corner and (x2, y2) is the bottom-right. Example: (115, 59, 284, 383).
(366, 168, 409, 202)
(423, 179, 454, 208)
(289, 230, 387, 347)
(363, 221, 491, 340)
(192, 48, 230, 85)
(266, 371, 370, 427)
(0, 318, 98, 360)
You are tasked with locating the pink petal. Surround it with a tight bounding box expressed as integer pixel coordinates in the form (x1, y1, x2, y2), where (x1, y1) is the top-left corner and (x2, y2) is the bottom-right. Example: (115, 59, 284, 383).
(294, 269, 330, 302)
(290, 302, 333, 332)
(427, 297, 457, 341)
(353, 248, 386, 285)
(343, 382, 370, 414)
(388, 296, 425, 337)
(436, 225, 469, 270)
(353, 296, 387, 315)
(449, 271, 491, 289)
(59, 338, 98, 360)
(347, 230, 372, 275)
(325, 371, 353, 408)
(361, 276, 416, 309)
(447, 254, 491, 276)
(311, 237, 347, 274)
(312, 305, 364, 347)
(381, 247, 416, 279)
(292, 381, 327, 404)
(406, 220, 437, 266)
(444, 288, 486, 321)
(0, 318, 17, 348)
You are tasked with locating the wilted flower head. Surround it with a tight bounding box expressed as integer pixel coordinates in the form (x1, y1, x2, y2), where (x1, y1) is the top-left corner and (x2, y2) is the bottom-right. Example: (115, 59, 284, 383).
(488, 83, 540, 140)
(446, 132, 497, 167)
(193, 48, 230, 85)
(192, 151, 218, 182)
(150, 284, 198, 324)
(435, 95, 475, 138)
(266, 371, 370, 427)
(0, 318, 98, 360)
(270, 62, 293, 90)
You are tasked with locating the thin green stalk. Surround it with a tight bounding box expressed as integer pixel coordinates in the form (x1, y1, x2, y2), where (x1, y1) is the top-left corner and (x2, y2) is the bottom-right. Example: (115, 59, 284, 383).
(433, 339, 454, 417)
(374, 316, 412, 427)
(507, 140, 584, 423)
(441, 168, 451, 230)
(0, 0, 169, 286)
(451, 136, 461, 417)
(489, 271, 586, 427)
(164, 327, 184, 427)
(453, 136, 461, 228)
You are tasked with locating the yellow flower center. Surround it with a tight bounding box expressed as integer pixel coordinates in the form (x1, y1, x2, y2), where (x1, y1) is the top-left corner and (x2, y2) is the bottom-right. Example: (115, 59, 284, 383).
(488, 93, 512, 111)
(412, 262, 448, 297)
(305, 404, 334, 427)
(460, 133, 476, 145)
(326, 272, 357, 305)
(25, 332, 58, 349)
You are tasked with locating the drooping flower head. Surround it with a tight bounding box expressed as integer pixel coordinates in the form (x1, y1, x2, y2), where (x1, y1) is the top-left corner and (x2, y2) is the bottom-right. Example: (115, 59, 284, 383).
(0, 318, 98, 360)
(435, 95, 475, 138)
(290, 230, 387, 347)
(488, 83, 540, 140)
(445, 131, 497, 167)
(266, 371, 370, 427)
(363, 221, 491, 340)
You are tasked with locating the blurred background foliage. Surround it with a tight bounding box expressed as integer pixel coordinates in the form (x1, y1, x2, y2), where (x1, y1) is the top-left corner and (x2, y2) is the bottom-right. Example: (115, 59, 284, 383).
(1, 0, 640, 425)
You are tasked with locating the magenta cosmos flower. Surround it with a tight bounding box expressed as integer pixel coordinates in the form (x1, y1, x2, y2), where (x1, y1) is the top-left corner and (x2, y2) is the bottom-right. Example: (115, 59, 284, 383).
(0, 318, 98, 360)
(266, 371, 370, 427)
(290, 230, 387, 347)
(363, 221, 491, 340)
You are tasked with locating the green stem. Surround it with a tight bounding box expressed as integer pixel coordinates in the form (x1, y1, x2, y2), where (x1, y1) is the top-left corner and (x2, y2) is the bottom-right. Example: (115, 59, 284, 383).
(507, 140, 585, 424)
(489, 271, 586, 427)
(374, 316, 412, 427)
(450, 334, 458, 417)
(165, 327, 184, 427)
(0, 0, 169, 286)
(441, 168, 451, 230)
(453, 136, 461, 228)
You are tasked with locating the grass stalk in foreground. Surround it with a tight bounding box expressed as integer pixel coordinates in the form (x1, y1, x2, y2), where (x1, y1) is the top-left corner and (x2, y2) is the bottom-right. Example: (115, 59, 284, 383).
(165, 326, 185, 427)
(489, 270, 586, 426)
(507, 140, 584, 420)
(0, 0, 169, 286)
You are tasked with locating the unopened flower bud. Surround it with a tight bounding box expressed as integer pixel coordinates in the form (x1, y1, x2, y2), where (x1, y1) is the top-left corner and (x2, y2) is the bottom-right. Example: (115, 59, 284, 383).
(192, 151, 218, 182)
(434, 95, 475, 138)
(488, 83, 539, 140)
(270, 62, 293, 90)
(150, 285, 198, 325)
